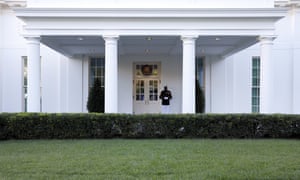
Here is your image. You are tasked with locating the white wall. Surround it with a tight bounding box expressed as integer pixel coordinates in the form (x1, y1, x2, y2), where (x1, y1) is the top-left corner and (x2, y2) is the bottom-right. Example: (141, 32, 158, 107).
(27, 0, 274, 8)
(231, 47, 259, 113)
(58, 55, 68, 112)
(57, 55, 87, 113)
(161, 55, 182, 114)
(208, 56, 227, 113)
(118, 55, 182, 114)
(225, 56, 235, 112)
(0, 53, 2, 112)
(1, 7, 26, 112)
(211, 6, 300, 114)
(118, 55, 133, 113)
(0, 7, 65, 112)
(1, 49, 24, 112)
(263, 7, 300, 113)
(292, 8, 300, 113)
(294, 47, 300, 113)
(207, 46, 262, 114)
(2, 2, 300, 114)
(271, 8, 294, 113)
(0, 6, 3, 112)
(65, 57, 84, 112)
(40, 45, 61, 112)
(60, 56, 91, 113)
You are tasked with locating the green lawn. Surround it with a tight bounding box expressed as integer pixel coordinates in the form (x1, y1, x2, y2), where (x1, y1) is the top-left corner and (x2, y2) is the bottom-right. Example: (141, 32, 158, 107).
(0, 139, 299, 180)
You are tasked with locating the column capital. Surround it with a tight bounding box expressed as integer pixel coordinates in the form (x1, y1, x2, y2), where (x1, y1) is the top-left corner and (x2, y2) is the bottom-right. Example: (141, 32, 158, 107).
(258, 35, 277, 45)
(25, 36, 41, 44)
(103, 35, 119, 41)
(181, 35, 198, 41)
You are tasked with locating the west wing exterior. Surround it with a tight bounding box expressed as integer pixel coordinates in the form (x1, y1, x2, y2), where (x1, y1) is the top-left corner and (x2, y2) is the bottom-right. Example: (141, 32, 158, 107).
(0, 0, 299, 114)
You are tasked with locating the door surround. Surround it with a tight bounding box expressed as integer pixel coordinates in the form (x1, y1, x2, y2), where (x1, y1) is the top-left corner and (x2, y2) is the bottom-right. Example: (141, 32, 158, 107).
(133, 62, 161, 114)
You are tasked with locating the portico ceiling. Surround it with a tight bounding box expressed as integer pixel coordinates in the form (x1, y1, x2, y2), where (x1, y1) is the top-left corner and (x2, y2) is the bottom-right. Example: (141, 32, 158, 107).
(41, 35, 257, 58)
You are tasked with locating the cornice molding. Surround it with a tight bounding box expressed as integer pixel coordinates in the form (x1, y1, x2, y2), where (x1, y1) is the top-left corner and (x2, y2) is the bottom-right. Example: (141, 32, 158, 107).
(0, 1, 7, 8)
(1, 0, 26, 8)
(15, 8, 287, 19)
(275, 0, 300, 8)
(259, 35, 277, 43)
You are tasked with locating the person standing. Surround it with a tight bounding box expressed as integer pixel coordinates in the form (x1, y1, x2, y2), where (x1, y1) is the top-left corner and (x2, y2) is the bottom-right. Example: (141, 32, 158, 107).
(159, 86, 172, 114)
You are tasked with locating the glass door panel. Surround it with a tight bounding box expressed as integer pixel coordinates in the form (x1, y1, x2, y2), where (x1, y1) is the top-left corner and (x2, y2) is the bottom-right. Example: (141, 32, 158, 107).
(149, 80, 158, 101)
(135, 80, 145, 101)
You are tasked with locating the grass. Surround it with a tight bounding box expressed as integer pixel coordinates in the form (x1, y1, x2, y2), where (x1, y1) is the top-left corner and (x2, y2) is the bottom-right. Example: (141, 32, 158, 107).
(0, 139, 299, 180)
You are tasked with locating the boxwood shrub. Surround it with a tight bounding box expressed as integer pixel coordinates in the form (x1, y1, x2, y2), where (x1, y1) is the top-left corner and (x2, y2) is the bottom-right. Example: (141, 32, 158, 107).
(0, 113, 299, 139)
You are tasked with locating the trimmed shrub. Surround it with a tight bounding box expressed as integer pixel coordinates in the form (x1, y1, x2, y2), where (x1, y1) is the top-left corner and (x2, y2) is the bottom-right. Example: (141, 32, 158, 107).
(87, 78, 104, 113)
(0, 113, 299, 140)
(0, 113, 11, 140)
(196, 80, 205, 113)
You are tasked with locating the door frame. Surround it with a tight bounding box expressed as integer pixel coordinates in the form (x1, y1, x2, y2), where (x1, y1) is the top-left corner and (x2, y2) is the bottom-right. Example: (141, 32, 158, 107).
(133, 62, 161, 114)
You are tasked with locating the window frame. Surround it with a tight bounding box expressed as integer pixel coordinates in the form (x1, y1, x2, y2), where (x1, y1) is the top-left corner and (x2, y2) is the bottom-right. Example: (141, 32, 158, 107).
(251, 56, 260, 113)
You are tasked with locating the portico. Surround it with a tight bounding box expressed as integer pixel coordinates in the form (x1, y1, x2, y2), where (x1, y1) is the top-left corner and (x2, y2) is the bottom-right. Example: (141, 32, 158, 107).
(15, 1, 285, 113)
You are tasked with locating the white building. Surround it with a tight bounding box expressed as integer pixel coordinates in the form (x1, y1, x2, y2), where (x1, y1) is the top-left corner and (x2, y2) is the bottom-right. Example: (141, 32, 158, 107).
(0, 0, 299, 114)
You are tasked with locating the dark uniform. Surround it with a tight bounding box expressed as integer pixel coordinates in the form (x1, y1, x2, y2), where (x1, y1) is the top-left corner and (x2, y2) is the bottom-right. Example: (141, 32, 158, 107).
(159, 86, 172, 113)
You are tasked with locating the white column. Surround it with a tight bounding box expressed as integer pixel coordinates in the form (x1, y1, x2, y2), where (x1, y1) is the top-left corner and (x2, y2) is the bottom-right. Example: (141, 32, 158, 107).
(26, 37, 41, 112)
(259, 36, 275, 113)
(103, 35, 119, 113)
(181, 35, 198, 113)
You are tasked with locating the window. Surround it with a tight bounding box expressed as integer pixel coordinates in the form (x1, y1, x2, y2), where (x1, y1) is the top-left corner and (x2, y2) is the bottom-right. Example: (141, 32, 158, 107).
(89, 57, 105, 88)
(22, 56, 28, 112)
(135, 64, 159, 77)
(252, 56, 260, 113)
(196, 57, 205, 89)
(135, 80, 145, 101)
(149, 80, 158, 101)
(195, 57, 205, 113)
(22, 56, 42, 112)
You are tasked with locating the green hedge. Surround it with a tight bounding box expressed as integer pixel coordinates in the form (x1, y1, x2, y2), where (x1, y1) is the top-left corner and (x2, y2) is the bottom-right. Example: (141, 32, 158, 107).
(0, 113, 299, 139)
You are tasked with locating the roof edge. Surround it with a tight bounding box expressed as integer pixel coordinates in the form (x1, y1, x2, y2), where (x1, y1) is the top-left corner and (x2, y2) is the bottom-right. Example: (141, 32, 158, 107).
(14, 8, 288, 19)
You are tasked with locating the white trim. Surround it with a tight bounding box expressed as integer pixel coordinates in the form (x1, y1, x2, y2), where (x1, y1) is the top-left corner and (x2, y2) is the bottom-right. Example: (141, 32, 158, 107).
(15, 7, 286, 38)
(15, 8, 287, 36)
(15, 8, 287, 18)
(133, 62, 161, 114)
(21, 29, 279, 37)
(1, 0, 26, 8)
(275, 0, 300, 7)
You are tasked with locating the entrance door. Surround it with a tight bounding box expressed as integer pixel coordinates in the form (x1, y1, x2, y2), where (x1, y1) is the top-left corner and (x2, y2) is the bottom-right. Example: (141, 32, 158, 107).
(133, 63, 161, 114)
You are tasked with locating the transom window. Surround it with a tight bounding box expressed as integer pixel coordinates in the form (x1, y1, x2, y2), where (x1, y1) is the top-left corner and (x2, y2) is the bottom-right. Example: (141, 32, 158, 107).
(135, 64, 159, 77)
